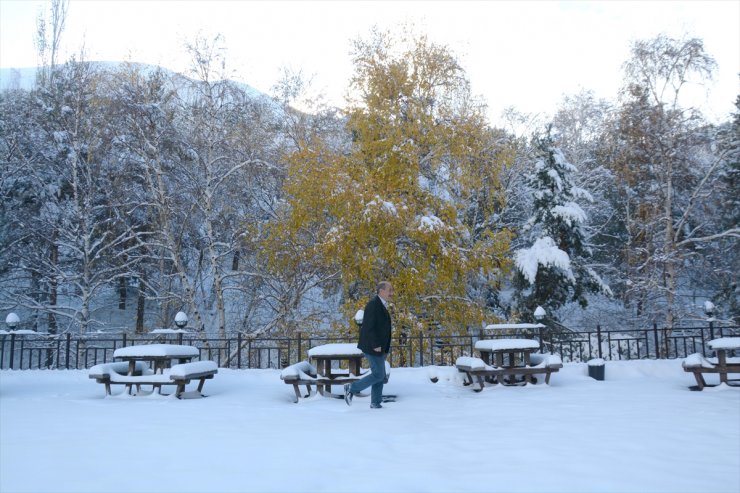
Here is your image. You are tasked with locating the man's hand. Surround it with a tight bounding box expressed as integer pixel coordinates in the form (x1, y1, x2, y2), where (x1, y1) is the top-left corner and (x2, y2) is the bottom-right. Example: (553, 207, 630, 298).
(374, 347, 381, 352)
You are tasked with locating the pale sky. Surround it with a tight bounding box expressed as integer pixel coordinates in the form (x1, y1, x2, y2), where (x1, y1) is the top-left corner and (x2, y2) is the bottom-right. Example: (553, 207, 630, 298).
(1, 0, 738, 124)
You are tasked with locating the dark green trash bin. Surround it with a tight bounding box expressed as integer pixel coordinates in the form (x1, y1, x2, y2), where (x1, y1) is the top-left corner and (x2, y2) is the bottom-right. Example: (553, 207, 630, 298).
(587, 358, 605, 381)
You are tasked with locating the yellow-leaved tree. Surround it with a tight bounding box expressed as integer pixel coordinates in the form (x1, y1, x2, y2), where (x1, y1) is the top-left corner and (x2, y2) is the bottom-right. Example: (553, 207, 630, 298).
(265, 29, 512, 337)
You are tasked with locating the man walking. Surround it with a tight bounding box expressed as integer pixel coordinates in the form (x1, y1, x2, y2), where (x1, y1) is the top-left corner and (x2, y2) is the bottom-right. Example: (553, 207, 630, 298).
(344, 281, 393, 409)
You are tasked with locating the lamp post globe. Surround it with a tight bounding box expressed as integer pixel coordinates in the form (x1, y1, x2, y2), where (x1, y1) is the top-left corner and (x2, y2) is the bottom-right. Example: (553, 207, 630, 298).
(534, 306, 546, 321)
(6, 312, 20, 330)
(174, 311, 188, 329)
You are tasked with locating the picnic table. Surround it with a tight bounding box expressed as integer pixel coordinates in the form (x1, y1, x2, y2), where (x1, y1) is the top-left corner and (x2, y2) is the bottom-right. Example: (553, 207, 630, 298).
(308, 343, 365, 398)
(114, 344, 200, 375)
(88, 344, 217, 398)
(682, 337, 740, 390)
(280, 343, 390, 402)
(453, 338, 562, 392)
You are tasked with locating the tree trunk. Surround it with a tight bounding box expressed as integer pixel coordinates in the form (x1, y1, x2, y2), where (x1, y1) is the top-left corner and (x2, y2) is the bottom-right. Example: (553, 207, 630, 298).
(48, 241, 58, 335)
(118, 276, 127, 310)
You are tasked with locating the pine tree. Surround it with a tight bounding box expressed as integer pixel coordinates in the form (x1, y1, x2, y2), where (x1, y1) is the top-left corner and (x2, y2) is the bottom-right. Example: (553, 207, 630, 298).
(512, 126, 610, 321)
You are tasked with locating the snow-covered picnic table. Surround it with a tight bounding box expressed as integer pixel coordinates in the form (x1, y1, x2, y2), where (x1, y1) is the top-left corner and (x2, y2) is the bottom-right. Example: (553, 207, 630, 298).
(280, 343, 390, 402)
(682, 337, 740, 390)
(475, 338, 541, 370)
(88, 344, 217, 398)
(449, 338, 562, 391)
(114, 344, 200, 374)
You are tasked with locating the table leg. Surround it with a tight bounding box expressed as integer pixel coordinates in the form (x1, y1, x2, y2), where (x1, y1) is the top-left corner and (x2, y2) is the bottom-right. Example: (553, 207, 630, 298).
(481, 351, 490, 365)
(316, 358, 326, 396)
(718, 350, 728, 385)
(126, 360, 135, 394)
(523, 350, 532, 384)
(349, 358, 360, 377)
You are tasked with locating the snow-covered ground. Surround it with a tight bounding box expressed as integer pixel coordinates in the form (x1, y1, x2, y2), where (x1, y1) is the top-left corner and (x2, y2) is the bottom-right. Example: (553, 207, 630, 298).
(1, 360, 738, 493)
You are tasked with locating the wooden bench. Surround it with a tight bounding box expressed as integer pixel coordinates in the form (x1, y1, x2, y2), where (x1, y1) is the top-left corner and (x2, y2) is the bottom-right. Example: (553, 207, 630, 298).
(89, 361, 153, 395)
(280, 361, 319, 403)
(454, 354, 563, 392)
(169, 361, 219, 398)
(89, 360, 218, 398)
(682, 353, 740, 390)
(280, 360, 391, 402)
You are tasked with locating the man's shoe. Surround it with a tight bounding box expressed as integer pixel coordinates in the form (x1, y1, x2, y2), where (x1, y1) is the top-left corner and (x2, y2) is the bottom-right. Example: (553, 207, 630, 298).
(370, 403, 383, 409)
(343, 384, 353, 406)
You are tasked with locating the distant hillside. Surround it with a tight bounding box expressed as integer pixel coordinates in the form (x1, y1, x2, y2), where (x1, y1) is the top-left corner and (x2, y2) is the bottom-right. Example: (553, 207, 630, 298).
(0, 62, 272, 103)
(0, 66, 37, 91)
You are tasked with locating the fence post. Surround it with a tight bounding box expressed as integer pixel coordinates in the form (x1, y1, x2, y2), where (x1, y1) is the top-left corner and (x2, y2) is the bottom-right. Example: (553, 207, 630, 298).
(297, 332, 302, 364)
(8, 333, 16, 370)
(247, 337, 252, 369)
(409, 334, 414, 367)
(709, 319, 715, 341)
(65, 333, 71, 369)
(237, 332, 242, 369)
(596, 325, 603, 359)
(418, 332, 424, 367)
(653, 323, 659, 359)
(122, 333, 127, 348)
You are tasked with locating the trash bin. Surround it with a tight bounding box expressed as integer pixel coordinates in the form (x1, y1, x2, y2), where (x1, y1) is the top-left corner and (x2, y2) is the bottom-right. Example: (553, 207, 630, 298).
(587, 358, 605, 381)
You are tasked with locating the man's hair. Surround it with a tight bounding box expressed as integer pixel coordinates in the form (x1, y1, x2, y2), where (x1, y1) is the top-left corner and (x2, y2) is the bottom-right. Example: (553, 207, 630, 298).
(376, 281, 391, 293)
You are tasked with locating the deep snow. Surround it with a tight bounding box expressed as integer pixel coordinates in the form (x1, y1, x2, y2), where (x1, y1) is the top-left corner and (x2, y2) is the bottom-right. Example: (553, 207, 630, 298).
(1, 359, 738, 493)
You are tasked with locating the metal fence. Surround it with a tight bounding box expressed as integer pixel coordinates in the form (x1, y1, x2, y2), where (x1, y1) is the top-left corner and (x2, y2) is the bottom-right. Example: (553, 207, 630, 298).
(1, 323, 738, 371)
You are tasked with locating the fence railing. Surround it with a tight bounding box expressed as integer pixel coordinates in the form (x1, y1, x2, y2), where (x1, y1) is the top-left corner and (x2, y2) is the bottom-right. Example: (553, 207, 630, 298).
(1, 324, 738, 370)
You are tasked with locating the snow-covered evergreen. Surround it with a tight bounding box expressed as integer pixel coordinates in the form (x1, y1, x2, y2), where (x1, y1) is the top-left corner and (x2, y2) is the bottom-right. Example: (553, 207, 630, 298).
(512, 126, 611, 321)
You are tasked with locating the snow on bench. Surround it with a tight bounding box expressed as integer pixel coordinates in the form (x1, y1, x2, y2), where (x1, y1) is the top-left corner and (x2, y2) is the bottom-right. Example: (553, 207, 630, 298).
(529, 353, 564, 369)
(280, 361, 318, 382)
(281, 361, 319, 403)
(682, 353, 716, 369)
(89, 361, 152, 379)
(455, 356, 493, 371)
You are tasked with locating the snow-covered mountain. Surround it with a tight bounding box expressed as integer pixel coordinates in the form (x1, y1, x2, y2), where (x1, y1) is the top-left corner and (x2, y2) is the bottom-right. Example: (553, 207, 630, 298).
(0, 66, 37, 91)
(0, 61, 273, 103)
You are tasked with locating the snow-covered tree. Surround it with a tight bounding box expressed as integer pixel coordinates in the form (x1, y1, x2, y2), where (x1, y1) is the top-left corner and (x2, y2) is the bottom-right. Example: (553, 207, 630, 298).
(266, 29, 512, 336)
(512, 126, 610, 322)
(608, 35, 737, 329)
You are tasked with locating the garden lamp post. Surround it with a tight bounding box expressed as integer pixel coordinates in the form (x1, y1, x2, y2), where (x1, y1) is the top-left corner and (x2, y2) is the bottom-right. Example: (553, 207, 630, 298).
(5, 313, 20, 370)
(704, 301, 715, 340)
(174, 311, 188, 344)
(534, 306, 546, 349)
(6, 312, 20, 331)
(354, 310, 364, 329)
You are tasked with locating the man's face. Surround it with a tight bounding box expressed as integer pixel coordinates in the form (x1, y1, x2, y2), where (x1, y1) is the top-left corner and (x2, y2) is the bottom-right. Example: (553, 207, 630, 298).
(380, 284, 394, 301)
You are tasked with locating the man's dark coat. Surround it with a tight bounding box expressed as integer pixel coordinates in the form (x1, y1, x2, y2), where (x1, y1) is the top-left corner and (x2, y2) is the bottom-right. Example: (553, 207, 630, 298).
(357, 295, 392, 355)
